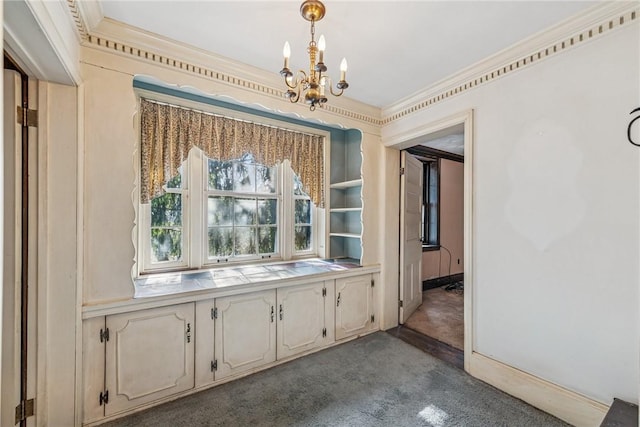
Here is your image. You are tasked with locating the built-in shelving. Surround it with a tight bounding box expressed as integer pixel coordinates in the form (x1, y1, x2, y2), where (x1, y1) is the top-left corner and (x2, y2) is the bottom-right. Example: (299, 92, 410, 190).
(328, 129, 363, 263)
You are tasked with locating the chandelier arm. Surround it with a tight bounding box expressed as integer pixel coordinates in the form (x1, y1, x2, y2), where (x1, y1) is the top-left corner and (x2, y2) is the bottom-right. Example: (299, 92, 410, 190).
(285, 70, 308, 89)
(289, 85, 301, 103)
(329, 84, 345, 97)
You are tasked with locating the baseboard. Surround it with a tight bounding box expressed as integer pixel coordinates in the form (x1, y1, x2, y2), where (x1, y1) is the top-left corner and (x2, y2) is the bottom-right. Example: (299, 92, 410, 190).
(422, 273, 464, 291)
(469, 352, 609, 427)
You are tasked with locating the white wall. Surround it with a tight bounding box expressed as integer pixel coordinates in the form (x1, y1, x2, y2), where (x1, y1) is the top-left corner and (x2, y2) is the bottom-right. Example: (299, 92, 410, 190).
(38, 81, 79, 426)
(384, 23, 639, 405)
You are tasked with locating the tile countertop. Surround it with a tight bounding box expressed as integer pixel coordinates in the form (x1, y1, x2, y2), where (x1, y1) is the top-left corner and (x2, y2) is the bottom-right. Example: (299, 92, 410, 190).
(134, 258, 362, 299)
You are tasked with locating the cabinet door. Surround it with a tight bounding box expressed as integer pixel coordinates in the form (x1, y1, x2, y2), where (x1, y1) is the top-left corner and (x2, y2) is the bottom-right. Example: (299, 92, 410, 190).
(215, 290, 276, 380)
(335, 274, 373, 340)
(105, 303, 195, 416)
(277, 281, 334, 360)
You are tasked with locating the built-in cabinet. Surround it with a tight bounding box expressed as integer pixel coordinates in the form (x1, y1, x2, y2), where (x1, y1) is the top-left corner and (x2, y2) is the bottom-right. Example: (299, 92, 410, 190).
(83, 273, 375, 424)
(329, 129, 363, 263)
(106, 303, 195, 416)
(335, 274, 376, 340)
(214, 290, 277, 380)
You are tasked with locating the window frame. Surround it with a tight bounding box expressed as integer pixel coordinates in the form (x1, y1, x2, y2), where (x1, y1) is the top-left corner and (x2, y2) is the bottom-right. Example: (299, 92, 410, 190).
(134, 90, 329, 276)
(422, 158, 440, 251)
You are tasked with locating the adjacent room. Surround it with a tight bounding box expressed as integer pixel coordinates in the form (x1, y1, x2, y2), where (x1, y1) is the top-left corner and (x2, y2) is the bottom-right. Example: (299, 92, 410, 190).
(1, 1, 639, 426)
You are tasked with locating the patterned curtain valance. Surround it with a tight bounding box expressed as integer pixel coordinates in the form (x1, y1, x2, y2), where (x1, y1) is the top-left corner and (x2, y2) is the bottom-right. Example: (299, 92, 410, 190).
(139, 98, 325, 207)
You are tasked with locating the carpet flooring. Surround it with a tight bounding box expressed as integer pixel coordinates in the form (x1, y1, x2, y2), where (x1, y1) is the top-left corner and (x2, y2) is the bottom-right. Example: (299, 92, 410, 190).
(405, 287, 464, 350)
(102, 332, 568, 427)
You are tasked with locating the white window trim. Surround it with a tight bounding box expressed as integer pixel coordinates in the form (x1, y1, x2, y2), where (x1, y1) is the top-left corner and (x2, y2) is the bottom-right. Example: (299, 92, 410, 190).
(133, 89, 331, 277)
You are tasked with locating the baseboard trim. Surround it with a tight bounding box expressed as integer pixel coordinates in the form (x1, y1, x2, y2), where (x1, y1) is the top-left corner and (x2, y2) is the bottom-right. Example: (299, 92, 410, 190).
(469, 352, 609, 427)
(422, 273, 464, 291)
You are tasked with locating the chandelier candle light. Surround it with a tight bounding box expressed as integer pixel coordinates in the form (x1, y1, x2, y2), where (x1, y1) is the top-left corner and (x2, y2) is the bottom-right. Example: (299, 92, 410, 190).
(280, 0, 349, 111)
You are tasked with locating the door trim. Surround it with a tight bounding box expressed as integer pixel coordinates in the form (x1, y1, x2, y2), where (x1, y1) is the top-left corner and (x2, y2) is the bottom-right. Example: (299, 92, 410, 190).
(389, 109, 473, 373)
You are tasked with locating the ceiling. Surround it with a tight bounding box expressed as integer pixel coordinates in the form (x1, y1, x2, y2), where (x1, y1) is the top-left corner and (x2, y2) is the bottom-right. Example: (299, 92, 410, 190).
(97, 1, 597, 109)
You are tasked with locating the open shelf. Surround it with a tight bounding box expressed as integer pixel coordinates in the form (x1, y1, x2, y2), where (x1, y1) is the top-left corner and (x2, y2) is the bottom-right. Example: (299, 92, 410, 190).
(329, 232, 361, 239)
(329, 179, 363, 189)
(328, 129, 363, 264)
(329, 207, 362, 213)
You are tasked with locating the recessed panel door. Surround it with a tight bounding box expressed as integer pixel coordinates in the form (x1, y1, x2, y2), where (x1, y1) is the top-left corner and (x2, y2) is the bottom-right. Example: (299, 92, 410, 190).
(214, 290, 276, 380)
(335, 274, 372, 340)
(105, 303, 195, 416)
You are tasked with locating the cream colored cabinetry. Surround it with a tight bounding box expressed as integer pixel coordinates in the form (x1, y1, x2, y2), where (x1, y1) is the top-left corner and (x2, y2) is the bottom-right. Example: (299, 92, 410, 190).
(335, 274, 376, 340)
(104, 303, 195, 416)
(82, 273, 375, 423)
(214, 290, 277, 380)
(276, 281, 335, 360)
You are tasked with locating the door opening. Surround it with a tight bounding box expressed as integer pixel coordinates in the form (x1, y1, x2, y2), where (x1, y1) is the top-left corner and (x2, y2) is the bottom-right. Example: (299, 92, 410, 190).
(394, 114, 471, 371)
(3, 52, 34, 427)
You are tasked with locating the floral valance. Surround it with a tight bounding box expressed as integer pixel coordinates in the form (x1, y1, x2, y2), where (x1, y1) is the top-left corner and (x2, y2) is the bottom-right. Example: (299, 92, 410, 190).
(139, 98, 325, 207)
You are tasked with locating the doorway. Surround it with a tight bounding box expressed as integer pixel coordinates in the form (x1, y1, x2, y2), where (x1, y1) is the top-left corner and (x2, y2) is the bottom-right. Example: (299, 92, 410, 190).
(394, 110, 473, 372)
(2, 53, 37, 427)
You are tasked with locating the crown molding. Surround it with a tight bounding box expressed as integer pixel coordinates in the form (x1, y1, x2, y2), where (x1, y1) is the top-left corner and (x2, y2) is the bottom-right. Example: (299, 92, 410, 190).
(79, 17, 382, 127)
(382, 2, 639, 124)
(72, 0, 102, 36)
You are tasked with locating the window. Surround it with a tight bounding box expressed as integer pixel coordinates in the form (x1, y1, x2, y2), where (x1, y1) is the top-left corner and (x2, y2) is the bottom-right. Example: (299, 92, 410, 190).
(422, 159, 439, 248)
(140, 150, 318, 273)
(207, 154, 279, 260)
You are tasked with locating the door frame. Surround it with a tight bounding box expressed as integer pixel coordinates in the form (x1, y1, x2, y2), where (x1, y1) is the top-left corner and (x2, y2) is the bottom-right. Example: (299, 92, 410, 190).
(389, 109, 473, 372)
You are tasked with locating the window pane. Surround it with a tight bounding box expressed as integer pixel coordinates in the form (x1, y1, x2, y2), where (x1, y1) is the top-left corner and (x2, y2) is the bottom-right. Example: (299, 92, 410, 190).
(233, 161, 256, 192)
(151, 193, 182, 227)
(150, 228, 182, 262)
(208, 159, 233, 191)
(166, 173, 182, 189)
(294, 199, 311, 224)
(258, 226, 277, 254)
(294, 226, 311, 251)
(293, 174, 305, 196)
(208, 227, 233, 257)
(208, 196, 233, 226)
(234, 227, 256, 255)
(235, 198, 256, 225)
(258, 199, 277, 225)
(256, 165, 277, 193)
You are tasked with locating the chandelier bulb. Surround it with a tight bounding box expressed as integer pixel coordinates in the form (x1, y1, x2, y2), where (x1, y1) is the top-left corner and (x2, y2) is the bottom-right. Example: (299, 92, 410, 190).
(340, 58, 348, 81)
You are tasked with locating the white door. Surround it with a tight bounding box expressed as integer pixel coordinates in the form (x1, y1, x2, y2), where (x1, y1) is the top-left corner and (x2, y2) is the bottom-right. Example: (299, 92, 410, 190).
(276, 281, 333, 359)
(214, 290, 276, 380)
(1, 69, 22, 427)
(335, 274, 372, 340)
(105, 303, 195, 415)
(400, 151, 423, 323)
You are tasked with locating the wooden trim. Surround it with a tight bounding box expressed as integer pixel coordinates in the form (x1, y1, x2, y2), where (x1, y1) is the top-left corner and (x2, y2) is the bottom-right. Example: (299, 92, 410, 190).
(422, 273, 464, 291)
(387, 326, 463, 369)
(469, 352, 609, 426)
(407, 145, 464, 163)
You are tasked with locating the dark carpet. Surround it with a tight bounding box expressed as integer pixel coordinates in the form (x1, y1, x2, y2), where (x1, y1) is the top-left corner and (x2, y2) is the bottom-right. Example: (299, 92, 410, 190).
(102, 332, 568, 427)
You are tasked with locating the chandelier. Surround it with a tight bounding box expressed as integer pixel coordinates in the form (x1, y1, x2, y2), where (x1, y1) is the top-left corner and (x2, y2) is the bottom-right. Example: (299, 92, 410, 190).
(280, 0, 348, 111)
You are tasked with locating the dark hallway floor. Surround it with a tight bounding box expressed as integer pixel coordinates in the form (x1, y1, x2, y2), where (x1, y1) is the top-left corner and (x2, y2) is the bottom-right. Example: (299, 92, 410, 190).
(404, 285, 464, 350)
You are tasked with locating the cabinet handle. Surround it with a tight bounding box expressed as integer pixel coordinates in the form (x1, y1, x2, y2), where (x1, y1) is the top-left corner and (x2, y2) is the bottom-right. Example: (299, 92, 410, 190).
(271, 306, 274, 323)
(186, 322, 191, 343)
(337, 292, 341, 307)
(279, 304, 283, 321)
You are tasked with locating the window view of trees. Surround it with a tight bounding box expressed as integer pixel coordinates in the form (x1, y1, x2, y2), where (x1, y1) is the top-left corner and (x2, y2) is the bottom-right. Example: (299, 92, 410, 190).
(207, 154, 278, 258)
(293, 174, 312, 251)
(150, 174, 183, 262)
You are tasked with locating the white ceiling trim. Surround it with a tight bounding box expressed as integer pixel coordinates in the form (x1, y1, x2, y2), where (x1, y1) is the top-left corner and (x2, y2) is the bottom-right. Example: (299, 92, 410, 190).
(382, 2, 639, 124)
(67, 2, 636, 128)
(83, 17, 382, 126)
